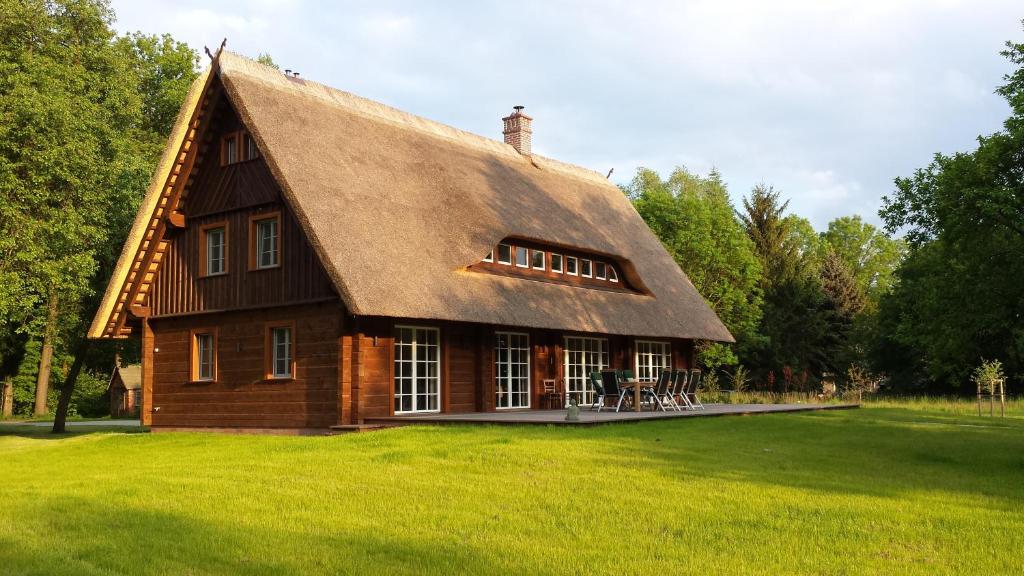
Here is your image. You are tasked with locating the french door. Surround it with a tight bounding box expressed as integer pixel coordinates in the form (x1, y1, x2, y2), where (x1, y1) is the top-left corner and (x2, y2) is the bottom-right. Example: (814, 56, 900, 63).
(394, 326, 441, 414)
(635, 341, 671, 382)
(495, 332, 530, 409)
(563, 336, 609, 405)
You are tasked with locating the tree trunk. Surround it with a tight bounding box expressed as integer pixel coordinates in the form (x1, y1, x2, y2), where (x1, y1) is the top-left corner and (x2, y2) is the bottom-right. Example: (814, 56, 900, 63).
(2, 378, 12, 418)
(52, 338, 90, 434)
(33, 292, 59, 415)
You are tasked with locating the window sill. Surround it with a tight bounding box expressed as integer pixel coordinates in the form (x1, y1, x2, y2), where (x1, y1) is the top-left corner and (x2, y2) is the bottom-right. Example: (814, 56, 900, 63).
(248, 264, 281, 272)
(199, 272, 228, 279)
(259, 377, 293, 384)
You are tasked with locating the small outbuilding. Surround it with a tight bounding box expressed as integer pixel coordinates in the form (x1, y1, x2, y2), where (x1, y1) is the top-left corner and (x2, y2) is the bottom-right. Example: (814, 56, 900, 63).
(108, 364, 142, 418)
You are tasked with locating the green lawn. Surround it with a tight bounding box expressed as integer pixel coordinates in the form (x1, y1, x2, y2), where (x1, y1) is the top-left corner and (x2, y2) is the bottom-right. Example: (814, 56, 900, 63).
(1, 407, 1022, 575)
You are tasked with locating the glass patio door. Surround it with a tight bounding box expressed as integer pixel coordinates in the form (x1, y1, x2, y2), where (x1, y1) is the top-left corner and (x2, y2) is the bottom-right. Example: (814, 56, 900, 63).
(495, 332, 530, 409)
(563, 336, 609, 405)
(394, 326, 441, 414)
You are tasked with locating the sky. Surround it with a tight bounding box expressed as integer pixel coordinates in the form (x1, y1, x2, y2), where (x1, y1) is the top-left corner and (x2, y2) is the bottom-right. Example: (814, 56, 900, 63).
(111, 0, 1022, 229)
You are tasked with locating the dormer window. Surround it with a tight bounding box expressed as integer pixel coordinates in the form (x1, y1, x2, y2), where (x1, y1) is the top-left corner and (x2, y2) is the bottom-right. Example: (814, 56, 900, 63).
(531, 250, 545, 270)
(497, 243, 512, 265)
(609, 267, 619, 282)
(483, 250, 493, 263)
(551, 254, 563, 273)
(581, 259, 593, 278)
(595, 262, 607, 280)
(566, 256, 578, 276)
(515, 246, 529, 268)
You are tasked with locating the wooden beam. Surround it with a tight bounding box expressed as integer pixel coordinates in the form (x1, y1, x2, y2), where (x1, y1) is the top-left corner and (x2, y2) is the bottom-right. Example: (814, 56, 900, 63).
(129, 305, 150, 319)
(166, 211, 186, 228)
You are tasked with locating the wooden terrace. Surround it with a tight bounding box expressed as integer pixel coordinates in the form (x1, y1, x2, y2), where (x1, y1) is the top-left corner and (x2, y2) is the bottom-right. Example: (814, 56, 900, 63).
(362, 403, 859, 427)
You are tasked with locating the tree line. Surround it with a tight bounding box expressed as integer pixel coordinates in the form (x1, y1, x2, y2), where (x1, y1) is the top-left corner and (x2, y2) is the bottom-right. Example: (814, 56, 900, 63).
(626, 24, 1024, 394)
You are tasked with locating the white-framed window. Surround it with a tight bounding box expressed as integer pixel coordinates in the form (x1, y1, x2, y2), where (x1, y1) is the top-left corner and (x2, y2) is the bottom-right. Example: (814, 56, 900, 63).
(497, 243, 512, 265)
(205, 227, 226, 276)
(531, 250, 546, 270)
(581, 259, 593, 278)
(635, 341, 671, 383)
(495, 332, 530, 409)
(515, 246, 529, 268)
(394, 326, 441, 413)
(270, 326, 293, 379)
(564, 336, 608, 405)
(595, 262, 607, 280)
(223, 135, 238, 165)
(255, 218, 279, 268)
(609, 267, 619, 282)
(483, 250, 493, 263)
(191, 331, 216, 382)
(243, 133, 259, 160)
(566, 256, 578, 276)
(551, 253, 563, 273)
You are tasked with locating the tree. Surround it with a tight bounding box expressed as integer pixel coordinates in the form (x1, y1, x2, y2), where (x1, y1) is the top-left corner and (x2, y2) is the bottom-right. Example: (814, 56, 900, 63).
(0, 0, 198, 429)
(739, 185, 830, 385)
(820, 215, 905, 306)
(625, 167, 763, 368)
(876, 25, 1024, 392)
(818, 250, 865, 376)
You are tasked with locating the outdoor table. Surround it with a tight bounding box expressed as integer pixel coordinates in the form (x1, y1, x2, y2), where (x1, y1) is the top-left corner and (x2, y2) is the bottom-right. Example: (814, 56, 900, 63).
(618, 380, 651, 412)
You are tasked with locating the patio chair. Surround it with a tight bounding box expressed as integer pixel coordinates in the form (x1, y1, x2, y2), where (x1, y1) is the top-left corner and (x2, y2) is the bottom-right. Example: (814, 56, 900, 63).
(671, 370, 693, 410)
(685, 369, 705, 410)
(589, 371, 610, 411)
(541, 378, 563, 410)
(599, 370, 631, 413)
(646, 371, 671, 411)
(620, 369, 636, 382)
(655, 370, 681, 411)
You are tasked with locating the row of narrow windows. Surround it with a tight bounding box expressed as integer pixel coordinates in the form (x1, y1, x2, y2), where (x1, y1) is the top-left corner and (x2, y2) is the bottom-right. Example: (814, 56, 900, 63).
(483, 242, 620, 283)
(221, 130, 259, 166)
(200, 213, 281, 277)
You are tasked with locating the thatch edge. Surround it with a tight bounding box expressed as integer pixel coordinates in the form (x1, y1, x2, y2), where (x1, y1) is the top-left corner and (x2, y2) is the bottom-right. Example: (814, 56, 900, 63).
(87, 67, 212, 339)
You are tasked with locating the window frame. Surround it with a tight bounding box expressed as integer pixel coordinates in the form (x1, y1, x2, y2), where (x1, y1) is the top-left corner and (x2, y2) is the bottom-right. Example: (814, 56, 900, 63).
(264, 321, 296, 381)
(581, 259, 593, 278)
(515, 246, 529, 268)
(635, 340, 672, 383)
(609, 266, 619, 283)
(243, 132, 259, 161)
(221, 130, 258, 166)
(566, 256, 578, 276)
(189, 328, 218, 383)
(198, 221, 229, 278)
(595, 262, 607, 280)
(248, 212, 282, 271)
(497, 243, 513, 265)
(550, 253, 563, 274)
(482, 250, 493, 263)
(393, 325, 442, 414)
(531, 249, 546, 271)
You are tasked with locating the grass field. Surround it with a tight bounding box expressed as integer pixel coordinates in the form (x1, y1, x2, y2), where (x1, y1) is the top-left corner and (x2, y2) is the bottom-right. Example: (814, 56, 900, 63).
(2, 406, 1022, 575)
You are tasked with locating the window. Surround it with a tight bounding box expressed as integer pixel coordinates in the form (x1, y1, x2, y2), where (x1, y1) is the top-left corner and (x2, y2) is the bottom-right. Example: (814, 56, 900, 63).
(199, 222, 228, 277)
(222, 131, 258, 166)
(222, 134, 238, 165)
(636, 341, 671, 382)
(483, 250, 493, 263)
(609, 267, 619, 282)
(243, 133, 259, 160)
(581, 259, 593, 278)
(190, 329, 217, 382)
(551, 253, 563, 273)
(564, 336, 608, 405)
(515, 246, 529, 268)
(265, 323, 294, 379)
(566, 256, 578, 276)
(249, 213, 281, 270)
(531, 250, 545, 270)
(497, 243, 512, 265)
(495, 332, 530, 409)
(595, 262, 607, 280)
(394, 326, 441, 413)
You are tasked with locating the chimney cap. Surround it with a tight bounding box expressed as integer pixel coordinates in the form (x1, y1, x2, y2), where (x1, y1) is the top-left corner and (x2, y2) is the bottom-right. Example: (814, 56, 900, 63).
(513, 105, 525, 112)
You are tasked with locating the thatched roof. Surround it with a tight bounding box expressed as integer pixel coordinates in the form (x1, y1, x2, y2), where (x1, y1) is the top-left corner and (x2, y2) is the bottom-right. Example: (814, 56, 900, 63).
(91, 51, 733, 342)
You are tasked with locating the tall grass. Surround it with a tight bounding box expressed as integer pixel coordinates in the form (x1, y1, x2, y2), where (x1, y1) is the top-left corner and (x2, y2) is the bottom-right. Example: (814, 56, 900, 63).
(703, 390, 1021, 414)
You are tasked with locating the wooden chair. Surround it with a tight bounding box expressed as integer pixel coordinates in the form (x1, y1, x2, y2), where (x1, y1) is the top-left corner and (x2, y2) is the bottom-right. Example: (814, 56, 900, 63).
(541, 378, 563, 409)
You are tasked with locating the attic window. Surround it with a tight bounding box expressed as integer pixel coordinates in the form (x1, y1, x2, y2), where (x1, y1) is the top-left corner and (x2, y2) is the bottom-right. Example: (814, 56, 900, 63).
(497, 244, 512, 265)
(609, 267, 619, 282)
(566, 256, 578, 276)
(222, 131, 258, 166)
(470, 239, 636, 293)
(581, 259, 593, 278)
(531, 250, 545, 270)
(595, 262, 607, 280)
(483, 250, 493, 263)
(515, 246, 529, 268)
(551, 254, 563, 273)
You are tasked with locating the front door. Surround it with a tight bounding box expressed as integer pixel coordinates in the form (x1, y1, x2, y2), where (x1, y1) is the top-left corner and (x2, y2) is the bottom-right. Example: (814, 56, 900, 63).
(394, 326, 441, 414)
(495, 332, 530, 409)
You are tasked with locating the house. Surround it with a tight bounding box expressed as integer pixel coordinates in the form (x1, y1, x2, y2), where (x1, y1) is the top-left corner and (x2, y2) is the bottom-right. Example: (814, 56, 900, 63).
(87, 50, 733, 431)
(108, 363, 142, 418)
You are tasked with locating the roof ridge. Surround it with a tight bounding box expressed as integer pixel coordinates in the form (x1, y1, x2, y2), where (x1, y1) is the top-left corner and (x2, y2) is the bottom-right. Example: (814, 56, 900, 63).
(218, 51, 615, 188)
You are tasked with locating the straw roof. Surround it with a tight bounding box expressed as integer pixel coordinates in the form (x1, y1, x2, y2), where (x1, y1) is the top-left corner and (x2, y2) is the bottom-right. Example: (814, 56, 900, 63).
(91, 51, 733, 342)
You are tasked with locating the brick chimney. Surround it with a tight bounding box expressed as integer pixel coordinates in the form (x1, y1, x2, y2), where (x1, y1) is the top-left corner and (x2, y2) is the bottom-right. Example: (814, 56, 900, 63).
(502, 106, 532, 156)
